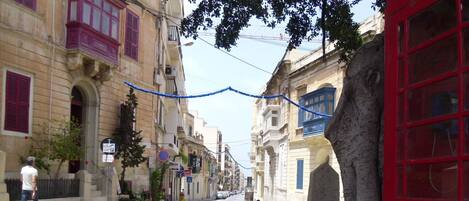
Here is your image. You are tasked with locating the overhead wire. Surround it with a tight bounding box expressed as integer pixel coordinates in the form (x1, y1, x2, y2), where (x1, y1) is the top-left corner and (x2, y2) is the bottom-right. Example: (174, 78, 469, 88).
(196, 37, 273, 75)
(164, 17, 274, 75)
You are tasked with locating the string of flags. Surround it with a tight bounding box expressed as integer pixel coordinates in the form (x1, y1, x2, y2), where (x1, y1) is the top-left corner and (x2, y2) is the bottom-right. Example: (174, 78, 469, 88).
(124, 81, 332, 118)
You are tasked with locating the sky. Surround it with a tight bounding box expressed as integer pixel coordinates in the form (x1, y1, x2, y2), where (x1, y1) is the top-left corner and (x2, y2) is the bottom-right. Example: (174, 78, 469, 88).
(181, 0, 377, 177)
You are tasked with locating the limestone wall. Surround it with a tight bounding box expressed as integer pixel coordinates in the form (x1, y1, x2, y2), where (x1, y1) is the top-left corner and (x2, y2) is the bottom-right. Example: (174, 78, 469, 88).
(0, 0, 173, 193)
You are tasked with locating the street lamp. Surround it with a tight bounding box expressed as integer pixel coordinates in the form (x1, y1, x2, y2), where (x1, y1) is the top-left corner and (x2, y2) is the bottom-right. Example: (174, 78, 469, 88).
(180, 41, 194, 47)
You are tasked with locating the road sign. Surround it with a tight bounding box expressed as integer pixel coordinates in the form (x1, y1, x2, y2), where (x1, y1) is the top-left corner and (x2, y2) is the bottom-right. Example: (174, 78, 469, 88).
(158, 150, 170, 162)
(184, 169, 192, 176)
(102, 154, 114, 163)
(187, 176, 192, 183)
(100, 138, 116, 154)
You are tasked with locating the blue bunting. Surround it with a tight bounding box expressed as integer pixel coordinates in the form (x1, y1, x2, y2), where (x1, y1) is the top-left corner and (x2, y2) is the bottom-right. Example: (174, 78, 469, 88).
(124, 81, 331, 118)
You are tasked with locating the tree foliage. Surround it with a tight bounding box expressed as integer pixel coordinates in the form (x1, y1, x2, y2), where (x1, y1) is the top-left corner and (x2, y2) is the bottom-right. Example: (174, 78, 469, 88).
(113, 88, 147, 190)
(21, 119, 83, 178)
(181, 0, 386, 62)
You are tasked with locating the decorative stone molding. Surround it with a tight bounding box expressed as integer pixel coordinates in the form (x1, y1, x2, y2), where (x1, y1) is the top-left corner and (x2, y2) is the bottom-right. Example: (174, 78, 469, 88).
(66, 51, 116, 83)
(0, 151, 9, 201)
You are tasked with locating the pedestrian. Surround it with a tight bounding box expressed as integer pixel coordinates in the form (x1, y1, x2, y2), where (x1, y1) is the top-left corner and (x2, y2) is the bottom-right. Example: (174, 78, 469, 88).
(20, 156, 38, 201)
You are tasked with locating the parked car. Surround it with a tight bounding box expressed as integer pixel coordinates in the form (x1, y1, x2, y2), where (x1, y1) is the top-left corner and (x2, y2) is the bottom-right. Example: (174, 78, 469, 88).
(216, 191, 229, 199)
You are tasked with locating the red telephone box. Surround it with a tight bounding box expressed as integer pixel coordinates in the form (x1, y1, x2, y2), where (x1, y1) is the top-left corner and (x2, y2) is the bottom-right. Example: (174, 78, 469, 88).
(384, 0, 469, 200)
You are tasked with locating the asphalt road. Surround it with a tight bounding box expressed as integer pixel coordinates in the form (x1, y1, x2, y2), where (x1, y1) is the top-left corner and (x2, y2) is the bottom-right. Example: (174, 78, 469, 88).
(212, 193, 245, 201)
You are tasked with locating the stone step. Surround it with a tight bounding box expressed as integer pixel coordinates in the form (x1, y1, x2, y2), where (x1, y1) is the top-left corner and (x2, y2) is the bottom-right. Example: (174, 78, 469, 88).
(91, 184, 98, 191)
(91, 190, 102, 197)
(91, 196, 107, 201)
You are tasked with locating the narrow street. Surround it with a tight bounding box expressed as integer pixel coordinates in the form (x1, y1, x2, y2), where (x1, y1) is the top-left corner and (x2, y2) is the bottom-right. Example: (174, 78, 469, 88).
(211, 193, 245, 201)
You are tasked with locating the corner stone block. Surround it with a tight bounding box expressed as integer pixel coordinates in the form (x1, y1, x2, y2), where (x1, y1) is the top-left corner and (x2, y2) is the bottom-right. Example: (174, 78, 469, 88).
(0, 151, 9, 201)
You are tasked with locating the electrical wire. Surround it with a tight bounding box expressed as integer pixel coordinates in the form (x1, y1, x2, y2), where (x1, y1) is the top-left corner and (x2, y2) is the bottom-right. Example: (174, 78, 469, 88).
(164, 17, 274, 75)
(196, 37, 273, 75)
(428, 129, 457, 194)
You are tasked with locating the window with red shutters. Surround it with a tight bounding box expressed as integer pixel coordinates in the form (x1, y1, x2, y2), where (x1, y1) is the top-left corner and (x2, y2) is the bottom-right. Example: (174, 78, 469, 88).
(15, 0, 36, 10)
(4, 71, 31, 134)
(125, 10, 139, 60)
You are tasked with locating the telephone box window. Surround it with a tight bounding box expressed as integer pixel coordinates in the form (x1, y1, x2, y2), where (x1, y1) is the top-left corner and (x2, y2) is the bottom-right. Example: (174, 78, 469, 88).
(464, 29, 469, 66)
(406, 162, 458, 199)
(464, 162, 469, 199)
(463, 0, 469, 22)
(408, 35, 457, 84)
(407, 119, 458, 159)
(464, 118, 469, 154)
(408, 77, 458, 121)
(398, 59, 404, 88)
(464, 73, 469, 110)
(385, 0, 469, 199)
(408, 0, 457, 48)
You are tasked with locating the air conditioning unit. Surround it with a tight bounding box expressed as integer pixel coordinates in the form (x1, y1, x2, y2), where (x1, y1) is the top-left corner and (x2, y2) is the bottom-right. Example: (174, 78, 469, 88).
(165, 65, 177, 79)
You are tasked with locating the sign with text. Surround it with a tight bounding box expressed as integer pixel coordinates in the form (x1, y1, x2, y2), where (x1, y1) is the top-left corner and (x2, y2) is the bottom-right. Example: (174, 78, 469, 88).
(100, 138, 116, 154)
(187, 176, 192, 183)
(102, 154, 114, 163)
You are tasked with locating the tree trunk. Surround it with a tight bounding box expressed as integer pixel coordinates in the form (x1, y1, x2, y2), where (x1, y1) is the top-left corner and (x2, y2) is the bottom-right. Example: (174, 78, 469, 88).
(54, 159, 65, 179)
(120, 167, 126, 193)
(325, 34, 384, 201)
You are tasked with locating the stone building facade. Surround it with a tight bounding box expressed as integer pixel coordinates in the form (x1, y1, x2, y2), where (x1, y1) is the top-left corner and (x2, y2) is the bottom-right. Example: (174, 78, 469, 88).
(250, 13, 384, 201)
(0, 0, 186, 200)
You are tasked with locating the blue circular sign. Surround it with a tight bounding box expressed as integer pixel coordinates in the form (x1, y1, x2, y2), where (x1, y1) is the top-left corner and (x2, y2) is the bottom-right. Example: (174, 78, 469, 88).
(159, 150, 170, 161)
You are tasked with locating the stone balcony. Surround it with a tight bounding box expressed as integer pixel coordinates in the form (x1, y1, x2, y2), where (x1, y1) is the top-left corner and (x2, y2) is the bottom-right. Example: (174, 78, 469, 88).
(261, 128, 285, 154)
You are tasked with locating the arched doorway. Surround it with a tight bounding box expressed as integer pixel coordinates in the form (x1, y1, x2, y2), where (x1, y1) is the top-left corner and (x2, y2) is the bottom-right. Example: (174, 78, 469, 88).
(69, 78, 100, 174)
(69, 87, 84, 173)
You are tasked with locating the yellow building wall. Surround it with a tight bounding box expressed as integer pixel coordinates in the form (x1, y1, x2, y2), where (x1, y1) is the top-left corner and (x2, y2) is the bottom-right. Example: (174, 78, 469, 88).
(0, 0, 166, 191)
(286, 57, 345, 201)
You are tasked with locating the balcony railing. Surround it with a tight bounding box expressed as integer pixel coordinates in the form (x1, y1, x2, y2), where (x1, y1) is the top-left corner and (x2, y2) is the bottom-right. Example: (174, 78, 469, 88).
(168, 25, 179, 42)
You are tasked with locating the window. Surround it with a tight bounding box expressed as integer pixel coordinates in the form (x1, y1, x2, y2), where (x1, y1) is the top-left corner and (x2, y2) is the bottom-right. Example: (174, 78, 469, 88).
(296, 86, 307, 99)
(3, 70, 32, 135)
(271, 117, 278, 127)
(15, 0, 36, 10)
(125, 10, 139, 60)
(189, 126, 193, 136)
(157, 100, 164, 127)
(197, 182, 199, 193)
(70, 0, 120, 40)
(299, 87, 336, 135)
(296, 159, 303, 190)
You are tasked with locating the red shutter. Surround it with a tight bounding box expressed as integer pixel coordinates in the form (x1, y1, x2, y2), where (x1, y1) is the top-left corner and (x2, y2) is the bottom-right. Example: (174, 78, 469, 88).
(132, 15, 139, 59)
(16, 0, 36, 10)
(24, 0, 36, 10)
(4, 71, 30, 133)
(17, 75, 30, 133)
(4, 72, 18, 131)
(125, 10, 138, 60)
(125, 11, 132, 57)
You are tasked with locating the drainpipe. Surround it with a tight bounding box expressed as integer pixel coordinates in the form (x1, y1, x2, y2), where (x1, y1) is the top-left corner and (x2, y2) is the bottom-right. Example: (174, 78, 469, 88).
(47, 0, 57, 159)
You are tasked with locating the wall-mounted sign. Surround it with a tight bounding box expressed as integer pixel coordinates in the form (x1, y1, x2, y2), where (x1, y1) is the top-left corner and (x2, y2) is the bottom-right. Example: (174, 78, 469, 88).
(187, 176, 192, 183)
(184, 169, 192, 177)
(100, 138, 117, 154)
(158, 150, 170, 162)
(102, 154, 114, 163)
